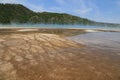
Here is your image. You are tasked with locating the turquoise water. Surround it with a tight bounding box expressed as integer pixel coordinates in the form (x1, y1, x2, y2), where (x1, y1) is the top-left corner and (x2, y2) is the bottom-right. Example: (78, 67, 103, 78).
(0, 24, 120, 31)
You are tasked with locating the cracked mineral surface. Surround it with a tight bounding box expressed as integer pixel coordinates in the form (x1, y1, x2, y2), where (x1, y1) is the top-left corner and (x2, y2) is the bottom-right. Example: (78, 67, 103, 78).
(0, 30, 120, 80)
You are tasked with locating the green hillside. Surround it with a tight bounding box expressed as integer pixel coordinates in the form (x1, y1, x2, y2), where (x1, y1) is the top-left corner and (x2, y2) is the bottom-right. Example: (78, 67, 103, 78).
(0, 3, 119, 26)
(0, 4, 34, 23)
(0, 4, 95, 24)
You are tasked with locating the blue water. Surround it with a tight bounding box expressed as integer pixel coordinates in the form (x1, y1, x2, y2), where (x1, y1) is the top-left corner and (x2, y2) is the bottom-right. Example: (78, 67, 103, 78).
(0, 24, 120, 31)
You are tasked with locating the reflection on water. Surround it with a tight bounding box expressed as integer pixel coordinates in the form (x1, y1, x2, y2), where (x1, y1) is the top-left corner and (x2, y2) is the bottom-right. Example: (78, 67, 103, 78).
(68, 32, 120, 63)
(68, 32, 120, 50)
(68, 32, 120, 79)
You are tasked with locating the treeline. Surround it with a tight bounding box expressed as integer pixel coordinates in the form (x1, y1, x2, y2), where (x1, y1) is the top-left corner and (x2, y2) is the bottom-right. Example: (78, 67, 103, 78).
(0, 4, 95, 25)
(0, 4, 119, 26)
(0, 4, 34, 23)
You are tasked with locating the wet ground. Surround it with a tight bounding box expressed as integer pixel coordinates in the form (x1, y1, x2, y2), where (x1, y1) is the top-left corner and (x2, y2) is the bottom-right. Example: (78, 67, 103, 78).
(0, 29, 120, 80)
(68, 32, 120, 80)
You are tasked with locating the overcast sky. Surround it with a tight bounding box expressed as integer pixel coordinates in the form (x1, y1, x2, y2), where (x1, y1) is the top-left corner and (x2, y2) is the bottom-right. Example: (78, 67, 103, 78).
(0, 0, 120, 23)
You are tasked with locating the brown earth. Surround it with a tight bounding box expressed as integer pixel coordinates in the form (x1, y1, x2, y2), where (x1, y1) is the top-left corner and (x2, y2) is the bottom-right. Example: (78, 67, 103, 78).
(0, 30, 120, 80)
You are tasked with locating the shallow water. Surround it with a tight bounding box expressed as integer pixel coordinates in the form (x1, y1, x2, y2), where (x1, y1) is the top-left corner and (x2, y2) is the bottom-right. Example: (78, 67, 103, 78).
(68, 32, 120, 57)
(0, 24, 120, 31)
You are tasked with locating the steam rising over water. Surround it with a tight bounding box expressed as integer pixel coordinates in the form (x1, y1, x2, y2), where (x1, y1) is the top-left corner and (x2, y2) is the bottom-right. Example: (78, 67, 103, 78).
(0, 24, 120, 31)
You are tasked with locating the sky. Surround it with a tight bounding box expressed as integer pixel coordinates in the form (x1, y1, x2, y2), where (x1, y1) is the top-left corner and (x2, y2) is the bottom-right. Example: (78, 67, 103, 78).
(0, 0, 120, 24)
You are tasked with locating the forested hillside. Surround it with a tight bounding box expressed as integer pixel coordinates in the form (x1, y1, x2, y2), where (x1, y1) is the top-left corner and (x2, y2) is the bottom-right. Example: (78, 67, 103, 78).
(0, 4, 94, 24)
(0, 3, 119, 26)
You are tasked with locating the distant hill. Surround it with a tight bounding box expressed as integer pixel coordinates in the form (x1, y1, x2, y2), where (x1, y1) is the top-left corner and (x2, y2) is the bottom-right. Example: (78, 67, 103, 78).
(0, 4, 120, 26)
(0, 4, 34, 23)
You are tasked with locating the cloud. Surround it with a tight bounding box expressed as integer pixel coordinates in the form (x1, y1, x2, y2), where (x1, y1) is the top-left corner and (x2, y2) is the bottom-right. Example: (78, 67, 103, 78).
(48, 7, 63, 12)
(54, 0, 100, 16)
(117, 0, 120, 6)
(25, 3, 45, 12)
(75, 8, 92, 15)
(55, 0, 65, 5)
(0, 0, 26, 4)
(73, 0, 93, 15)
(118, 1, 120, 4)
